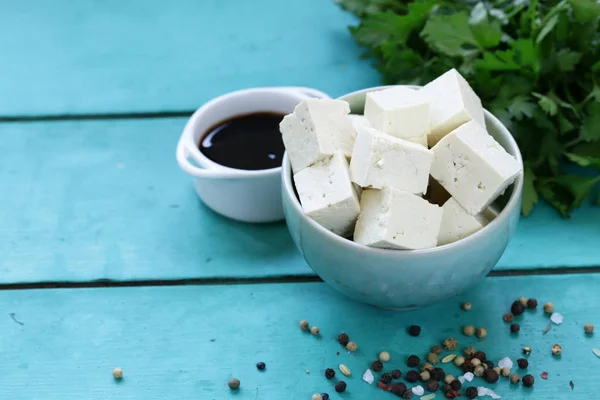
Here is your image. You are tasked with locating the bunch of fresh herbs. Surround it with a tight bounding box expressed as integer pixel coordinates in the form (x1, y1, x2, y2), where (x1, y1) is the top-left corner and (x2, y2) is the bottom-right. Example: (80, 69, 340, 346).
(337, 0, 600, 217)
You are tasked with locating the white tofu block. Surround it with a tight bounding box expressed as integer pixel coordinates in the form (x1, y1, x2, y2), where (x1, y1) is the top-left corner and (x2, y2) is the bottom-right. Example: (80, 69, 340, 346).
(364, 87, 431, 139)
(438, 198, 488, 246)
(420, 68, 486, 147)
(350, 113, 427, 147)
(430, 120, 522, 215)
(280, 99, 355, 172)
(349, 125, 433, 194)
(294, 153, 360, 237)
(354, 187, 443, 250)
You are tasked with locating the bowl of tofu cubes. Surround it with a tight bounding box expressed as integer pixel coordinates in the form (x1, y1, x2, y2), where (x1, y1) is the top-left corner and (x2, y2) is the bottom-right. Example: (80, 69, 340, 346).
(280, 69, 524, 309)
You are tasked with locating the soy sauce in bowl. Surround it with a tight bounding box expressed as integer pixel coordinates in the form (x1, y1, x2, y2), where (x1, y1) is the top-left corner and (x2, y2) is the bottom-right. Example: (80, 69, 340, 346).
(199, 112, 285, 171)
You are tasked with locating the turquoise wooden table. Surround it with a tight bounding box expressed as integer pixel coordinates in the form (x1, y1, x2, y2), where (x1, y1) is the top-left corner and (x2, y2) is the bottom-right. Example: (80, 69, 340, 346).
(1, 1, 599, 399)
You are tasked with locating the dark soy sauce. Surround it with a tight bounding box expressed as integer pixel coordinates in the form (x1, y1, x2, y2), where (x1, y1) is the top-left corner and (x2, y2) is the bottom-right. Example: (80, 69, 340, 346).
(199, 112, 286, 170)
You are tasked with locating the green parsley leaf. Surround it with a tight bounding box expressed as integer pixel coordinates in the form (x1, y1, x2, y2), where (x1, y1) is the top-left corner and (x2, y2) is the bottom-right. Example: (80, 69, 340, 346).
(532, 92, 558, 116)
(556, 49, 582, 72)
(579, 103, 600, 142)
(522, 164, 538, 216)
(421, 12, 480, 57)
(566, 142, 600, 168)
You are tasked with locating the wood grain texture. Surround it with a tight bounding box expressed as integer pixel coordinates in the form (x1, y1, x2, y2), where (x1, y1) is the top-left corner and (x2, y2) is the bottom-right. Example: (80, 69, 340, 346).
(1, 275, 598, 399)
(0, 0, 379, 117)
(0, 119, 598, 284)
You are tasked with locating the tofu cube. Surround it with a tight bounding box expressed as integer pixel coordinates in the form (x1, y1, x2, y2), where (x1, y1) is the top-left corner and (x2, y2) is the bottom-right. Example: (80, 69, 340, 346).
(438, 198, 488, 246)
(280, 99, 354, 172)
(420, 68, 486, 146)
(349, 124, 433, 194)
(364, 87, 431, 140)
(430, 120, 522, 215)
(294, 153, 360, 237)
(350, 113, 426, 147)
(354, 187, 443, 250)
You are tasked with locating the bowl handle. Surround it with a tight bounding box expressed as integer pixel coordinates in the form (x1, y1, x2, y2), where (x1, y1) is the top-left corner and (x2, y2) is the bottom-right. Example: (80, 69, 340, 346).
(176, 139, 242, 179)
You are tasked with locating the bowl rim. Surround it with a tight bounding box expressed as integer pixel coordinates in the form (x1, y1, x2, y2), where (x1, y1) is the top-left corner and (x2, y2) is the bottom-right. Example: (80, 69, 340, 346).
(282, 85, 524, 256)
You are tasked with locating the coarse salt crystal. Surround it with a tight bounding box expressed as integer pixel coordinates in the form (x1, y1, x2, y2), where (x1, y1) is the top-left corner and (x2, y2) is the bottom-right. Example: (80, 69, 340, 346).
(551, 312, 564, 324)
(412, 385, 425, 396)
(464, 372, 475, 382)
(498, 357, 513, 369)
(478, 387, 488, 397)
(362, 369, 374, 384)
(487, 388, 502, 399)
(458, 375, 466, 384)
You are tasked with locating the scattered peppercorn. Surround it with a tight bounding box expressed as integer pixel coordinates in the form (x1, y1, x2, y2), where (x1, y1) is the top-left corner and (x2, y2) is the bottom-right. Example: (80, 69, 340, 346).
(256, 362, 266, 370)
(461, 363, 474, 374)
(443, 337, 458, 350)
(401, 389, 413, 399)
(443, 384, 452, 393)
(517, 358, 528, 369)
(462, 325, 475, 336)
(474, 351, 487, 361)
(381, 373, 393, 384)
(405, 370, 419, 383)
(421, 362, 434, 372)
(335, 381, 347, 393)
(510, 374, 520, 384)
(461, 302, 472, 311)
(470, 358, 482, 367)
(463, 346, 476, 357)
(426, 380, 440, 392)
(503, 313, 514, 322)
(511, 300, 526, 316)
(407, 355, 420, 367)
(522, 346, 532, 355)
(228, 378, 240, 390)
(299, 320, 309, 330)
(321, 394, 329, 400)
(570, 381, 575, 390)
(519, 296, 528, 306)
(523, 374, 535, 387)
(527, 298, 538, 309)
(391, 382, 407, 396)
(444, 374, 455, 384)
(392, 369, 402, 379)
(465, 386, 478, 399)
(431, 367, 445, 381)
(431, 345, 443, 355)
(454, 356, 465, 367)
(408, 325, 421, 337)
(312, 394, 323, 400)
(379, 351, 391, 362)
(446, 390, 458, 399)
(543, 302, 554, 314)
(346, 341, 358, 352)
(112, 368, 123, 380)
(484, 360, 494, 369)
(325, 368, 336, 379)
(552, 344, 562, 355)
(372, 360, 384, 372)
(511, 323, 520, 333)
(475, 327, 487, 338)
(502, 367, 511, 377)
(427, 352, 440, 364)
(337, 332, 349, 346)
(310, 326, 320, 335)
(584, 323, 594, 334)
(420, 371, 431, 381)
(484, 368, 500, 383)
(450, 379, 461, 391)
(474, 365, 485, 377)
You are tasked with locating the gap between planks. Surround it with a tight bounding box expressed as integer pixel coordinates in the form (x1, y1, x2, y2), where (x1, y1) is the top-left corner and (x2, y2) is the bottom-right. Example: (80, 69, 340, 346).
(0, 110, 196, 123)
(1, 265, 600, 291)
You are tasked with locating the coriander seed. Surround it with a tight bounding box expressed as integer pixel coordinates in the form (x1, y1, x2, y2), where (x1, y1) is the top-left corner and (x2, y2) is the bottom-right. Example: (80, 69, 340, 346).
(371, 360, 383, 372)
(454, 356, 465, 367)
(474, 365, 485, 377)
(552, 344, 562, 355)
(431, 367, 445, 381)
(470, 358, 481, 367)
(484, 368, 499, 383)
(337, 332, 349, 346)
(334, 381, 347, 393)
(310, 326, 320, 335)
(510, 374, 520, 384)
(474, 351, 486, 361)
(522, 374, 535, 387)
(522, 346, 532, 355)
(380, 372, 393, 384)
(256, 362, 266, 370)
(519, 296, 528, 306)
(517, 358, 528, 369)
(475, 327, 487, 338)
(405, 370, 419, 383)
(461, 301, 472, 311)
(443, 337, 457, 350)
(346, 341, 358, 352)
(407, 355, 420, 367)
(463, 346, 476, 357)
(527, 298, 538, 309)
(228, 378, 240, 390)
(325, 368, 335, 379)
(408, 325, 421, 337)
(299, 320, 309, 330)
(465, 386, 478, 399)
(421, 362, 434, 372)
(543, 302, 554, 314)
(420, 371, 431, 381)
(312, 394, 323, 400)
(462, 325, 475, 336)
(431, 345, 443, 354)
(450, 380, 461, 391)
(112, 367, 123, 380)
(502, 367, 511, 377)
(392, 369, 402, 379)
(444, 374, 455, 384)
(510, 323, 520, 333)
(426, 380, 439, 392)
(503, 313, 514, 322)
(584, 323, 594, 334)
(379, 351, 391, 362)
(511, 300, 525, 316)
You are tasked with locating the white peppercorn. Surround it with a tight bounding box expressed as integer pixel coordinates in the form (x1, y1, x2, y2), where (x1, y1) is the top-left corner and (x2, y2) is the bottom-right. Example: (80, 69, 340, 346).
(552, 344, 562, 355)
(470, 358, 481, 367)
(310, 326, 320, 335)
(544, 302, 554, 314)
(454, 356, 465, 367)
(474, 365, 485, 377)
(112, 368, 123, 380)
(379, 351, 391, 362)
(346, 341, 358, 352)
(502, 368, 511, 377)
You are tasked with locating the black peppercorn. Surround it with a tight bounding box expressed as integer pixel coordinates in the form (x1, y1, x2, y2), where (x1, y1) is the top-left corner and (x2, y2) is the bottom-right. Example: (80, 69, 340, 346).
(484, 368, 500, 383)
(381, 373, 393, 384)
(337, 333, 349, 346)
(484, 360, 494, 369)
(474, 351, 487, 361)
(321, 394, 329, 400)
(392, 369, 402, 379)
(527, 298, 538, 309)
(335, 381, 347, 393)
(407, 355, 420, 367)
(371, 360, 384, 372)
(401, 389, 413, 399)
(256, 362, 266, 370)
(325, 368, 335, 379)
(517, 358, 529, 369)
(465, 386, 478, 399)
(405, 370, 419, 383)
(511, 300, 526, 315)
(442, 384, 452, 393)
(426, 380, 439, 392)
(390, 382, 407, 396)
(450, 379, 462, 391)
(408, 325, 421, 337)
(511, 323, 520, 333)
(461, 363, 474, 373)
(431, 367, 445, 381)
(523, 374, 535, 387)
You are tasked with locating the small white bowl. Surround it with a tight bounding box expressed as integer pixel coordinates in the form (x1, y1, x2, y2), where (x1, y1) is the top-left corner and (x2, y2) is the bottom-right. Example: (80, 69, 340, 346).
(176, 86, 329, 223)
(281, 86, 524, 309)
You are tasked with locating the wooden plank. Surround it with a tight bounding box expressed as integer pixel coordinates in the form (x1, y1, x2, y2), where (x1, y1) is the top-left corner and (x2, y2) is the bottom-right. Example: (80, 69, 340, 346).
(0, 275, 598, 399)
(0, 0, 379, 117)
(0, 119, 598, 285)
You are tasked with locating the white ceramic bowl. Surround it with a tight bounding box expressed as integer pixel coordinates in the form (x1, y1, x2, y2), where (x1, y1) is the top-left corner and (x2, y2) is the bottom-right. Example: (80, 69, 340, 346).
(281, 86, 524, 309)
